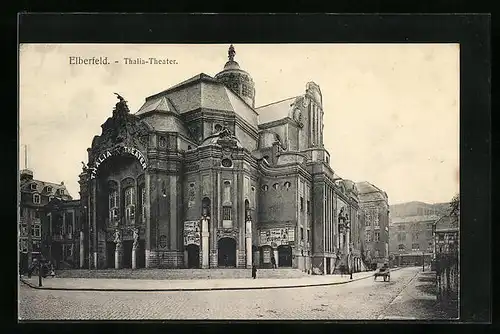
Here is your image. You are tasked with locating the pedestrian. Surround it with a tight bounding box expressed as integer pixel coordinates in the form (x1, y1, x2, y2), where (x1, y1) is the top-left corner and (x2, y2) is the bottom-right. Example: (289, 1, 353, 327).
(252, 264, 257, 279)
(271, 256, 276, 269)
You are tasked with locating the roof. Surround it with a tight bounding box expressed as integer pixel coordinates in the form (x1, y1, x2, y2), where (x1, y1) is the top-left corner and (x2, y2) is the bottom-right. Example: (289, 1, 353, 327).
(356, 181, 388, 202)
(435, 215, 458, 231)
(20, 179, 73, 200)
(256, 96, 298, 124)
(135, 73, 258, 127)
(136, 96, 177, 116)
(391, 215, 441, 224)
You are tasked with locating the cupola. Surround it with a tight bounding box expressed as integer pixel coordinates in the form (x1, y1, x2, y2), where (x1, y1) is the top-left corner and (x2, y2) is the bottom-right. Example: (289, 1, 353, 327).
(215, 44, 256, 108)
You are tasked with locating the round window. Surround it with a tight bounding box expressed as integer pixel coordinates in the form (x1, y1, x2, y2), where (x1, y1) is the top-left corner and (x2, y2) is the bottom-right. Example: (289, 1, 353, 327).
(221, 158, 233, 168)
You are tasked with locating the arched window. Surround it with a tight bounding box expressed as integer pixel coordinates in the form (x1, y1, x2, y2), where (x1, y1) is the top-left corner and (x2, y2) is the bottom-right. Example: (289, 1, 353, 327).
(284, 181, 291, 190)
(272, 183, 279, 190)
(262, 185, 268, 191)
(124, 187, 136, 224)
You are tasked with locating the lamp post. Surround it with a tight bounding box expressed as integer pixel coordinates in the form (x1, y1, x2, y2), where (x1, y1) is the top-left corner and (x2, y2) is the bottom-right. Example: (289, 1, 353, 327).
(422, 251, 425, 271)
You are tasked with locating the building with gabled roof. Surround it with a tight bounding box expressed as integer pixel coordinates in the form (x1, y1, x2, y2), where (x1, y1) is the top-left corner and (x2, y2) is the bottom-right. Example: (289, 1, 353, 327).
(19, 168, 73, 272)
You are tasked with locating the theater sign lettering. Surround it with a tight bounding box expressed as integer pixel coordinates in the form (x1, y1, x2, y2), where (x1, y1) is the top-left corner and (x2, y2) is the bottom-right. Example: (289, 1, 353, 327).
(90, 146, 147, 179)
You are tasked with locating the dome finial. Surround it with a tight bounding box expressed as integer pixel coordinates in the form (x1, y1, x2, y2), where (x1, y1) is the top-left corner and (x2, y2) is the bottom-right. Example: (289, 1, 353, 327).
(228, 44, 236, 62)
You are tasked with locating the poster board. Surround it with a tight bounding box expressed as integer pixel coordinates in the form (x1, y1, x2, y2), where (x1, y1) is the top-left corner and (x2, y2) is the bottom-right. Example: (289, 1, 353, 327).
(259, 227, 295, 247)
(183, 221, 201, 246)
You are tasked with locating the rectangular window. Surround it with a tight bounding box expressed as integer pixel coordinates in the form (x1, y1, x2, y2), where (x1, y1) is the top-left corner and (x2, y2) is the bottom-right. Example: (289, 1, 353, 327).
(300, 197, 304, 212)
(374, 231, 380, 242)
(223, 206, 232, 221)
(307, 200, 311, 214)
(20, 209, 24, 218)
(300, 227, 304, 241)
(365, 231, 372, 242)
(33, 194, 41, 204)
(413, 233, 419, 241)
(307, 229, 310, 243)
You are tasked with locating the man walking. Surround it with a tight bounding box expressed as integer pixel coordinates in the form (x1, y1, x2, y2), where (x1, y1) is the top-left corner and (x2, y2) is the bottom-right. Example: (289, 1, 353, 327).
(271, 256, 277, 269)
(252, 264, 257, 279)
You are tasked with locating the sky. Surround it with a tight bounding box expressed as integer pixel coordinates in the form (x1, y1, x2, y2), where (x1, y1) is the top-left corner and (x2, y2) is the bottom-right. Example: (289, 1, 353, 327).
(19, 44, 459, 205)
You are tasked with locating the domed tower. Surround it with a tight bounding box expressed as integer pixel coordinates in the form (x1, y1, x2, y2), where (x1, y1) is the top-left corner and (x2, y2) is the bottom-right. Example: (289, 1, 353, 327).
(215, 44, 256, 108)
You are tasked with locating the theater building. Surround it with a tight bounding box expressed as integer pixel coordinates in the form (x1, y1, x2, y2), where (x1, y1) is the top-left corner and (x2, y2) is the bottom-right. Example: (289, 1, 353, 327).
(80, 45, 369, 274)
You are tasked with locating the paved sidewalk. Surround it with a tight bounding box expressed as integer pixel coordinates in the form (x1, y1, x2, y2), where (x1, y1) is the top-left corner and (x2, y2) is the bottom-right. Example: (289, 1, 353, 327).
(20, 270, 381, 292)
(377, 270, 458, 320)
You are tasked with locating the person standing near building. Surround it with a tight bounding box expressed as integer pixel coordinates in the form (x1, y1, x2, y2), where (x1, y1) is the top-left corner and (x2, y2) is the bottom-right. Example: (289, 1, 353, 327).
(252, 264, 257, 279)
(271, 255, 277, 269)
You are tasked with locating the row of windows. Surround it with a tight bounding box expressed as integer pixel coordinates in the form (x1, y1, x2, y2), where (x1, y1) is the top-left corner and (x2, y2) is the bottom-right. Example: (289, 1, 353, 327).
(299, 227, 311, 242)
(20, 209, 40, 218)
(261, 182, 292, 191)
(29, 184, 66, 194)
(19, 240, 41, 253)
(398, 242, 433, 251)
(108, 187, 146, 224)
(19, 223, 41, 238)
(365, 231, 381, 242)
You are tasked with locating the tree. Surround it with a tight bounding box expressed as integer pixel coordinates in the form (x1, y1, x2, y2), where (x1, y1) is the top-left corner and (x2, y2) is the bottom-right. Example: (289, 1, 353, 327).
(449, 193, 460, 227)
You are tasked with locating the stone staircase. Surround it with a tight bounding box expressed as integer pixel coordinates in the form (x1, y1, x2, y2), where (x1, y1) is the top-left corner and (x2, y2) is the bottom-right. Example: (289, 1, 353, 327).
(55, 268, 310, 280)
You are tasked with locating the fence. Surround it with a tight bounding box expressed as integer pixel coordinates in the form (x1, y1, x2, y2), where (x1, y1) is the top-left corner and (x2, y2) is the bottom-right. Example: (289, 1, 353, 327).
(435, 252, 459, 304)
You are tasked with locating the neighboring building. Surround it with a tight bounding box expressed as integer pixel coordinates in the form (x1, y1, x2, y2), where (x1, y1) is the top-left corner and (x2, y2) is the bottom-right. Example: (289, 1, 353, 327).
(42, 198, 82, 269)
(390, 201, 448, 218)
(19, 169, 72, 272)
(78, 45, 370, 274)
(356, 181, 390, 269)
(389, 214, 439, 266)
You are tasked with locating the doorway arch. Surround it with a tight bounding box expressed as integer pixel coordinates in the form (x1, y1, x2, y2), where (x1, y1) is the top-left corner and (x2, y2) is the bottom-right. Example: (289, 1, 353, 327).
(186, 244, 200, 269)
(278, 245, 292, 267)
(218, 237, 236, 267)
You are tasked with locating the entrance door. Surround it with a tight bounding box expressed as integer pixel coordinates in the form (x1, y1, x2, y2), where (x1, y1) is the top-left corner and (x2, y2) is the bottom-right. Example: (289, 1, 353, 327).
(106, 242, 115, 268)
(218, 238, 236, 267)
(123, 240, 133, 268)
(187, 244, 200, 268)
(52, 243, 63, 269)
(278, 245, 292, 267)
(137, 240, 146, 268)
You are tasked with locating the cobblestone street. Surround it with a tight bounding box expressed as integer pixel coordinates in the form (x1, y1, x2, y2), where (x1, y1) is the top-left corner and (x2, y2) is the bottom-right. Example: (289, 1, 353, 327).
(19, 267, 452, 320)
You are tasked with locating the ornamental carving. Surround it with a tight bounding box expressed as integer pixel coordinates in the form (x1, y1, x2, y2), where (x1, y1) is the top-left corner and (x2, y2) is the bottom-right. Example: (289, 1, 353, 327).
(90, 93, 149, 159)
(216, 228, 238, 241)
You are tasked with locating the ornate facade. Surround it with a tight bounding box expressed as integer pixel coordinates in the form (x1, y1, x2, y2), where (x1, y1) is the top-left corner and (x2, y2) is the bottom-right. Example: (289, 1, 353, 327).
(79, 45, 377, 274)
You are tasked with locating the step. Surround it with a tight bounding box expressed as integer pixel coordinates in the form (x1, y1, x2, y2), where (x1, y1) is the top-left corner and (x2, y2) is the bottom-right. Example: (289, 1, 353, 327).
(55, 268, 311, 280)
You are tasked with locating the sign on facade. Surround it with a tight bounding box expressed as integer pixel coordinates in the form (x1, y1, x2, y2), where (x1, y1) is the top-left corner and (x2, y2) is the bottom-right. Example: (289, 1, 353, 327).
(90, 146, 147, 179)
(183, 221, 201, 246)
(259, 228, 295, 247)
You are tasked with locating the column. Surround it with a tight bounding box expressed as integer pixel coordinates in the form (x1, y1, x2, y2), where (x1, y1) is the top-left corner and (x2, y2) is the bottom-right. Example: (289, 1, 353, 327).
(79, 231, 85, 268)
(201, 217, 209, 268)
(132, 247, 137, 269)
(115, 242, 122, 269)
(273, 248, 279, 268)
(246, 220, 252, 268)
(92, 180, 98, 269)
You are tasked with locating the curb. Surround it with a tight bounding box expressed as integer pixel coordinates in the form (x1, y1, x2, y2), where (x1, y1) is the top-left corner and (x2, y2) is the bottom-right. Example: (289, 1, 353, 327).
(20, 268, 404, 292)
